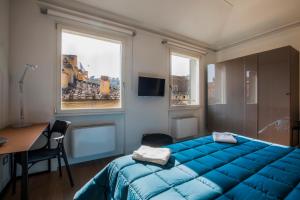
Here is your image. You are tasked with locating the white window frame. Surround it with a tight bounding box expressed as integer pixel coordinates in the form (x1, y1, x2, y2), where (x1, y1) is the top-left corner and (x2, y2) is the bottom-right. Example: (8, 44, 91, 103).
(55, 24, 129, 115)
(169, 47, 202, 109)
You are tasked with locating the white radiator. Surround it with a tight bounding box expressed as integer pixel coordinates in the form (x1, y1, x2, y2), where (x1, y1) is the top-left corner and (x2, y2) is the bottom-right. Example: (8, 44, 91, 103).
(172, 117, 198, 139)
(71, 125, 116, 158)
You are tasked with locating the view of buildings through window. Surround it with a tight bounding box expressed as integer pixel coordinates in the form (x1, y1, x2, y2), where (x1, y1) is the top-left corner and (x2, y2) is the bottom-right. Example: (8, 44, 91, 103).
(207, 64, 217, 105)
(60, 30, 122, 110)
(245, 70, 257, 104)
(170, 52, 199, 106)
(207, 64, 226, 105)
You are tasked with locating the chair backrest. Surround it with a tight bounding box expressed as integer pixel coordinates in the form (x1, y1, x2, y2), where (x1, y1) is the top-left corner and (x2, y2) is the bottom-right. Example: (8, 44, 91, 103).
(50, 120, 71, 137)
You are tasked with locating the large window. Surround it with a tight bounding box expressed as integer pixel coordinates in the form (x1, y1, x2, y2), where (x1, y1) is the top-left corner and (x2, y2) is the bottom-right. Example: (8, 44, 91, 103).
(170, 52, 200, 106)
(59, 29, 122, 111)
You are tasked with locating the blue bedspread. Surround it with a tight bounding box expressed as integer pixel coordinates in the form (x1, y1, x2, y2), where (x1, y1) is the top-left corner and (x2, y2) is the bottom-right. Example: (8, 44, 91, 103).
(74, 135, 300, 200)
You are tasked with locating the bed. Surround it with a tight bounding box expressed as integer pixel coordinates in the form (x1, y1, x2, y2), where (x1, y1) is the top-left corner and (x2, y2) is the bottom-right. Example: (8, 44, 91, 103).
(74, 135, 300, 200)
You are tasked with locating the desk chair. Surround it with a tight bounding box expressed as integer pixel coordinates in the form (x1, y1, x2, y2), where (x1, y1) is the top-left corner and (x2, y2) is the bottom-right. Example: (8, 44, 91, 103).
(12, 120, 74, 194)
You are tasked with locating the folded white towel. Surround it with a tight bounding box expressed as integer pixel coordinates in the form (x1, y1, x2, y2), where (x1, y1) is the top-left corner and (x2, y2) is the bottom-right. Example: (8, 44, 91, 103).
(212, 132, 237, 144)
(132, 145, 171, 166)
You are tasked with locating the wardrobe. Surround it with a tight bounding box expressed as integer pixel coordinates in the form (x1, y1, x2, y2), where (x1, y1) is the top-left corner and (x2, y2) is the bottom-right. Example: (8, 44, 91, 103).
(206, 46, 299, 146)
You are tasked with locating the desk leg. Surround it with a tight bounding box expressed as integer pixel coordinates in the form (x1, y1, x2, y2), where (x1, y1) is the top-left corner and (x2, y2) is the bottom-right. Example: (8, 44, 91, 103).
(47, 123, 51, 172)
(48, 159, 51, 172)
(20, 151, 28, 200)
(10, 153, 14, 177)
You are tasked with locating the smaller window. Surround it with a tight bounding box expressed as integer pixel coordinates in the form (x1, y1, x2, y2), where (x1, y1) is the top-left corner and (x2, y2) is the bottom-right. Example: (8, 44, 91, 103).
(245, 70, 257, 104)
(207, 64, 226, 105)
(170, 52, 200, 106)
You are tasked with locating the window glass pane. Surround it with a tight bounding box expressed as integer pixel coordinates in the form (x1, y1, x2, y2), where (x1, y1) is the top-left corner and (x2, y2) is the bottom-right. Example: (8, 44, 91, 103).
(61, 30, 122, 110)
(207, 64, 226, 105)
(245, 70, 257, 104)
(207, 64, 216, 104)
(171, 55, 190, 76)
(171, 53, 199, 106)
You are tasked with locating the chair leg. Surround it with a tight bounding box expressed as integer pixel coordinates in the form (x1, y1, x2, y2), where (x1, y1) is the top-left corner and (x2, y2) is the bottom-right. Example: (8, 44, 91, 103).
(61, 149, 74, 187)
(11, 156, 17, 195)
(57, 154, 62, 177)
(10, 154, 14, 178)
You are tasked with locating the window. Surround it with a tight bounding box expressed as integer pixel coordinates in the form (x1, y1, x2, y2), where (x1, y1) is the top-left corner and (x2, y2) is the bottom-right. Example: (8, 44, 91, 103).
(207, 64, 226, 105)
(170, 52, 200, 106)
(59, 28, 122, 111)
(245, 70, 257, 104)
(207, 64, 216, 104)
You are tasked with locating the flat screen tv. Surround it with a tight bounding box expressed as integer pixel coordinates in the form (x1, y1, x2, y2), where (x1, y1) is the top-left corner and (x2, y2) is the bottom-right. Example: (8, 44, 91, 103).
(138, 76, 165, 96)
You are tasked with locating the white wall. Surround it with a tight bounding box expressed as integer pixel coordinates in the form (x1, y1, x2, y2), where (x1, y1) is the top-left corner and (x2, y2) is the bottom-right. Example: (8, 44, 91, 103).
(216, 26, 300, 62)
(125, 31, 170, 150)
(10, 0, 56, 124)
(0, 0, 10, 129)
(9, 0, 208, 170)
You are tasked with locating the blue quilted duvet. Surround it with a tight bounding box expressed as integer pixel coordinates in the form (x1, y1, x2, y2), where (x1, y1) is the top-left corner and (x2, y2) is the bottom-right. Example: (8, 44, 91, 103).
(74, 135, 300, 200)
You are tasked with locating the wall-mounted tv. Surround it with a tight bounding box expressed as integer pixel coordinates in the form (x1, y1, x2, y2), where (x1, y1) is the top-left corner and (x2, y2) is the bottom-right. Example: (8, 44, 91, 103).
(138, 76, 165, 96)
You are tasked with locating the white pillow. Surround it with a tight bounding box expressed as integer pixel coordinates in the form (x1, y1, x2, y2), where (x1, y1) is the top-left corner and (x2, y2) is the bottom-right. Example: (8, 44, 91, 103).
(212, 132, 237, 144)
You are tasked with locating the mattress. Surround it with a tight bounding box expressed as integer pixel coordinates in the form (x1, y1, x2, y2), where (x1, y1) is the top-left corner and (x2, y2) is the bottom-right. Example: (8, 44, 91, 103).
(74, 135, 300, 200)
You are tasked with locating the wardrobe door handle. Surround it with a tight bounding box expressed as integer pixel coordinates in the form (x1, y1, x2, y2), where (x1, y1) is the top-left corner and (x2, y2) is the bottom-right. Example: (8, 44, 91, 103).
(286, 92, 291, 96)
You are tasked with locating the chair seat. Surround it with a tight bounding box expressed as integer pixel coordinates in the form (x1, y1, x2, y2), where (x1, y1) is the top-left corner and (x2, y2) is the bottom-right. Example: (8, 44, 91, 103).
(141, 133, 173, 147)
(15, 148, 60, 164)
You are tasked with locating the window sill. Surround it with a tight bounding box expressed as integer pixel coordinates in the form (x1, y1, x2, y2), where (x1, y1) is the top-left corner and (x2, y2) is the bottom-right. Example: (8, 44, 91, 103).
(168, 105, 202, 111)
(54, 109, 125, 117)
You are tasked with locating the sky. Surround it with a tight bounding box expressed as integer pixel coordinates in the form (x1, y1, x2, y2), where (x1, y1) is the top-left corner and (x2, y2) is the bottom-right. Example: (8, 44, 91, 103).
(61, 31, 121, 78)
(171, 55, 190, 76)
(207, 64, 215, 82)
(62, 30, 199, 79)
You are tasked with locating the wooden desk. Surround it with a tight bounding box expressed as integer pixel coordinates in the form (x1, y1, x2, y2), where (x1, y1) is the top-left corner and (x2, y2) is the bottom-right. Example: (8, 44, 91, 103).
(0, 123, 50, 200)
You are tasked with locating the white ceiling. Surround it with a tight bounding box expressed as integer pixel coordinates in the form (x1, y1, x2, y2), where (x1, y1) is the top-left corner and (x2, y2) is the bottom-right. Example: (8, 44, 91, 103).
(74, 0, 300, 49)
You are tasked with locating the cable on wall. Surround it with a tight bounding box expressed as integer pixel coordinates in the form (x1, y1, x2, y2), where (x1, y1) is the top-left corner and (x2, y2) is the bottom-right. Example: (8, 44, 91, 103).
(223, 0, 234, 7)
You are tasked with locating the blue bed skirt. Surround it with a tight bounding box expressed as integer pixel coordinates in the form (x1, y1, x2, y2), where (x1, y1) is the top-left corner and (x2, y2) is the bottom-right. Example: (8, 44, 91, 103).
(74, 135, 300, 200)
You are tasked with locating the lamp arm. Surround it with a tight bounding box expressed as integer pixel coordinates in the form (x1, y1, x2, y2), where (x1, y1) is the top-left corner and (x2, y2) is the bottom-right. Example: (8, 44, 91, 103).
(19, 67, 29, 85)
(18, 67, 29, 122)
(15, 64, 38, 126)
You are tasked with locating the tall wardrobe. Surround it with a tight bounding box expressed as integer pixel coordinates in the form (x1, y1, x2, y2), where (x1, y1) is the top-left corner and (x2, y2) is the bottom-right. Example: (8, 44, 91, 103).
(206, 46, 299, 146)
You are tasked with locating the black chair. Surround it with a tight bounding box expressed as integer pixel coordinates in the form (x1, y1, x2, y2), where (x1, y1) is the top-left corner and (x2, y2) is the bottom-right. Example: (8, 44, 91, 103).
(12, 120, 74, 194)
(141, 133, 174, 147)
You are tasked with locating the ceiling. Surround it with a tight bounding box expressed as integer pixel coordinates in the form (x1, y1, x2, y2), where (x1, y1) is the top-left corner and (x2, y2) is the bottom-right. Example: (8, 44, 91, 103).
(73, 0, 300, 50)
